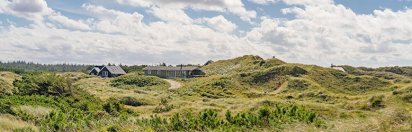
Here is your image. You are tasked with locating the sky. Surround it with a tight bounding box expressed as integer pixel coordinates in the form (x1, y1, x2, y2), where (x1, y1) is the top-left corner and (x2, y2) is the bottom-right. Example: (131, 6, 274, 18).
(0, 0, 412, 67)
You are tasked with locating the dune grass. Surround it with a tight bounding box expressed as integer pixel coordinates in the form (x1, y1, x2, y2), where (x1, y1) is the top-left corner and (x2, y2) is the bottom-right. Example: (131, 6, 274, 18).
(1, 55, 412, 131)
(0, 114, 38, 132)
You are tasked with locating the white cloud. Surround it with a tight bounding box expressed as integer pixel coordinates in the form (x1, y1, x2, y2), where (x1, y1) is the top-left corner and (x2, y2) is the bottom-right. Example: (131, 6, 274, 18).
(282, 0, 333, 6)
(249, 0, 279, 5)
(244, 0, 412, 66)
(0, 0, 52, 23)
(83, 4, 145, 34)
(196, 15, 237, 33)
(149, 7, 193, 24)
(48, 12, 90, 30)
(0, 5, 274, 65)
(1, 0, 412, 67)
(115, 0, 256, 22)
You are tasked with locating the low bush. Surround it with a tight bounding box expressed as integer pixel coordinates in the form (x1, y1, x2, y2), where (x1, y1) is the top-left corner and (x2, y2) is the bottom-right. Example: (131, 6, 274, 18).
(13, 73, 73, 96)
(120, 96, 147, 106)
(240, 65, 307, 84)
(103, 99, 123, 116)
(111, 73, 168, 88)
(140, 103, 323, 131)
(0, 87, 135, 131)
(153, 98, 174, 113)
(287, 79, 309, 90)
(366, 95, 385, 109)
(393, 87, 412, 103)
(210, 78, 233, 89)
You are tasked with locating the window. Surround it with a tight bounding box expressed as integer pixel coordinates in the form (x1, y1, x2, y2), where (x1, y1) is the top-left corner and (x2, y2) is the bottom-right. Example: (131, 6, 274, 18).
(102, 71, 108, 77)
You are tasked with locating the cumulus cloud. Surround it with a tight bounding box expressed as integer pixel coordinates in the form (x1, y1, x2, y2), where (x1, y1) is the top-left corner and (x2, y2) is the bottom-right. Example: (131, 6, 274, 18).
(0, 4, 274, 65)
(115, 0, 256, 22)
(282, 0, 332, 6)
(249, 0, 279, 5)
(83, 4, 145, 34)
(196, 15, 237, 33)
(48, 12, 91, 30)
(244, 0, 412, 66)
(0, 0, 52, 23)
(149, 7, 193, 24)
(1, 0, 412, 67)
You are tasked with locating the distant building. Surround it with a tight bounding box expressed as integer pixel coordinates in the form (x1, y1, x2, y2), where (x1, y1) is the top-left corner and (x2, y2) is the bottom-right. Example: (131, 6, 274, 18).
(89, 65, 126, 78)
(143, 66, 205, 78)
(330, 64, 346, 72)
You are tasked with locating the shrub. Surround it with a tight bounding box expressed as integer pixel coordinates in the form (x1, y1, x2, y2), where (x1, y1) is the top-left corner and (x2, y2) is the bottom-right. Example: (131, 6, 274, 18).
(111, 73, 167, 88)
(13, 73, 73, 96)
(209, 77, 233, 89)
(103, 99, 123, 116)
(140, 103, 323, 131)
(0, 101, 13, 114)
(287, 79, 309, 90)
(153, 98, 174, 113)
(392, 87, 412, 103)
(240, 65, 306, 84)
(369, 95, 385, 109)
(0, 88, 137, 131)
(13, 127, 36, 132)
(120, 96, 147, 106)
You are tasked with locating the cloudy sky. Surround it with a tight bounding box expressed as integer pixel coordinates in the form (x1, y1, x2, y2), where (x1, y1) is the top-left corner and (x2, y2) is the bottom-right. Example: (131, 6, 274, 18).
(0, 0, 412, 67)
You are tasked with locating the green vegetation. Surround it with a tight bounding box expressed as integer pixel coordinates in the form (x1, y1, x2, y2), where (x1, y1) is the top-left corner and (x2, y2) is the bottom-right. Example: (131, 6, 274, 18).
(1, 55, 412, 131)
(140, 103, 322, 131)
(0, 61, 90, 73)
(120, 65, 146, 73)
(111, 73, 169, 89)
(153, 98, 174, 113)
(13, 73, 74, 96)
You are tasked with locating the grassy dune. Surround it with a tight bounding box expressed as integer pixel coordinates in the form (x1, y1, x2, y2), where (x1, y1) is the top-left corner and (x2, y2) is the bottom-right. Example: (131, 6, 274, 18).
(1, 55, 412, 131)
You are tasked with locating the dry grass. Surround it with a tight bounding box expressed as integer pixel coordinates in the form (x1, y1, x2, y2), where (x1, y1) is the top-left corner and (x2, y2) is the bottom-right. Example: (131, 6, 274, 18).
(0, 114, 38, 132)
(14, 105, 53, 118)
(0, 72, 19, 83)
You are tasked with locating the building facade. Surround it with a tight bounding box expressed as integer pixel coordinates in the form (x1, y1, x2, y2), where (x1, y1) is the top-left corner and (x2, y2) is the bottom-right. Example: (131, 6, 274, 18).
(89, 66, 126, 78)
(143, 66, 205, 78)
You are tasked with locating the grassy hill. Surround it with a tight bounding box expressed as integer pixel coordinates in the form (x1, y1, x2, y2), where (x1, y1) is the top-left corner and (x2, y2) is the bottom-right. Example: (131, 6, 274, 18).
(1, 55, 412, 131)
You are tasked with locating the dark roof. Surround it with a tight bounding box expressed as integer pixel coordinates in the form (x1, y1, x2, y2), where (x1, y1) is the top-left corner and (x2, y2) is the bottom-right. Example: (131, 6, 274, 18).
(95, 66, 105, 70)
(104, 66, 127, 74)
(91, 67, 101, 73)
(143, 66, 200, 71)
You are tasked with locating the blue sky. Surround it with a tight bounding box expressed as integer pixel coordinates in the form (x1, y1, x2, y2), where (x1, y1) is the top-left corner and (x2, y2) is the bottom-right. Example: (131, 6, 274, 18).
(1, 0, 412, 67)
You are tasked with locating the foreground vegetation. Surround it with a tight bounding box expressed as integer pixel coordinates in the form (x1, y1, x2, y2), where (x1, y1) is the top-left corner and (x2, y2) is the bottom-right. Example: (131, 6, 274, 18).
(1, 55, 412, 131)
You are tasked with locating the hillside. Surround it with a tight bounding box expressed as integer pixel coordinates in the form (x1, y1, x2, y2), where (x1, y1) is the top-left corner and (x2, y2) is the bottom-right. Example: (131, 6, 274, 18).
(1, 55, 412, 131)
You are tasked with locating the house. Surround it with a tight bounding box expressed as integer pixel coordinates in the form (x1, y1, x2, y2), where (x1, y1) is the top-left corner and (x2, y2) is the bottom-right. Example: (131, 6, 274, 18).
(89, 66, 104, 75)
(143, 66, 205, 78)
(89, 65, 126, 78)
(331, 64, 346, 72)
